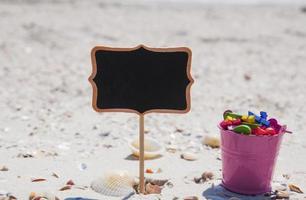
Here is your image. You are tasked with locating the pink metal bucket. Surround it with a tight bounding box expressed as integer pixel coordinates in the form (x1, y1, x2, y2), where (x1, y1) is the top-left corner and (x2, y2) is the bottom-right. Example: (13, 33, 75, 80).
(220, 128, 285, 195)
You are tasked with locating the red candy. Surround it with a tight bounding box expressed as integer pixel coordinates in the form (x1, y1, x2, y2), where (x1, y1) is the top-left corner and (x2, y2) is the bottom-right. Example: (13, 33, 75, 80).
(232, 119, 241, 125)
(220, 118, 241, 129)
(265, 127, 276, 135)
(220, 120, 232, 129)
(253, 127, 277, 136)
(254, 127, 266, 135)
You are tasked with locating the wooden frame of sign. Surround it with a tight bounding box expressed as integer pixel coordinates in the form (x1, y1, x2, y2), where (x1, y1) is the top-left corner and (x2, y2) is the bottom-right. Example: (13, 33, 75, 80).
(89, 45, 193, 194)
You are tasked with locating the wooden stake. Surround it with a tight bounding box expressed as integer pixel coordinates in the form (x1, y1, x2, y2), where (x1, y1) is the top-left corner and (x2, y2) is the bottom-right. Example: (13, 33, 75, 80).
(139, 114, 145, 194)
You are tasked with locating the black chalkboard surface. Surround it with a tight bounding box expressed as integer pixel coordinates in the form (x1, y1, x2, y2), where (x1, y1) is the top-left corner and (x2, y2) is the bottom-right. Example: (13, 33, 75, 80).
(89, 45, 193, 115)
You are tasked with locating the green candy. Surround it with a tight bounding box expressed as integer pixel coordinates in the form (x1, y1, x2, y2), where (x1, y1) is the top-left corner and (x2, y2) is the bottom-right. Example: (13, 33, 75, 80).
(223, 110, 233, 119)
(241, 122, 260, 129)
(223, 111, 243, 120)
(233, 125, 252, 135)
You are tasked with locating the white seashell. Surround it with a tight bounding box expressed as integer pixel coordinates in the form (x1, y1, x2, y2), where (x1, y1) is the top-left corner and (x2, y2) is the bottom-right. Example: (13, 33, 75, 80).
(181, 152, 198, 161)
(91, 170, 135, 197)
(166, 144, 178, 153)
(129, 137, 163, 159)
(202, 136, 220, 148)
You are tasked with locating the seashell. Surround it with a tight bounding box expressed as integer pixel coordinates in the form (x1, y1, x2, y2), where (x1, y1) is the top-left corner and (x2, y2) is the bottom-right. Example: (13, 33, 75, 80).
(166, 144, 178, 153)
(181, 152, 198, 161)
(129, 137, 163, 159)
(202, 136, 220, 148)
(145, 183, 162, 194)
(276, 190, 289, 199)
(29, 192, 59, 200)
(288, 183, 303, 193)
(91, 170, 136, 197)
(59, 185, 71, 191)
(146, 178, 168, 186)
(31, 178, 47, 182)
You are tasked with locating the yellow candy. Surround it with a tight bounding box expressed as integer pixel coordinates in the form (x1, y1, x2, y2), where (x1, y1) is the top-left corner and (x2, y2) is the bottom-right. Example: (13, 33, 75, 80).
(248, 115, 255, 123)
(241, 115, 248, 121)
(226, 116, 234, 121)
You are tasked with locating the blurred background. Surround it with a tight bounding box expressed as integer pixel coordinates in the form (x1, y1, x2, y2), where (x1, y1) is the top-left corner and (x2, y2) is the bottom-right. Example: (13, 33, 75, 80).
(1, 0, 306, 199)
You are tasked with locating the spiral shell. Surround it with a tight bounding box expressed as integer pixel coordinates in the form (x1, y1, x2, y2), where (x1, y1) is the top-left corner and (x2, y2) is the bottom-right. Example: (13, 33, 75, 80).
(91, 170, 135, 197)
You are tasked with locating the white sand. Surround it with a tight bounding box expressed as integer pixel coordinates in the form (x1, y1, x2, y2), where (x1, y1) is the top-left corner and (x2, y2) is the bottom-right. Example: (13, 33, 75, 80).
(1, 0, 306, 199)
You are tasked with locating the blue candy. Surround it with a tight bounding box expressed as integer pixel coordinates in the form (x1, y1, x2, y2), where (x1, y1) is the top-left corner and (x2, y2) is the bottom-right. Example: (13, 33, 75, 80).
(260, 111, 267, 119)
(248, 111, 270, 126)
(260, 118, 270, 126)
(248, 111, 254, 116)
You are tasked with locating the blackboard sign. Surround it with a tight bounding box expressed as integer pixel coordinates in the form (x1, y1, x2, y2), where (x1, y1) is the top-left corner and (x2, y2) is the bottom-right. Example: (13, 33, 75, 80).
(89, 45, 193, 194)
(89, 45, 193, 115)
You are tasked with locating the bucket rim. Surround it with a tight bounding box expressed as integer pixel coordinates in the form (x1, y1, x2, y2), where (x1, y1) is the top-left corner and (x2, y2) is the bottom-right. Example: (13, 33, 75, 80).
(218, 126, 286, 138)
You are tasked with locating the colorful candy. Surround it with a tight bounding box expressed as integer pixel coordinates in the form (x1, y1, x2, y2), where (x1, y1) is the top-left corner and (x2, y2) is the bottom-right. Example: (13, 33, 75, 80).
(241, 115, 255, 123)
(220, 118, 241, 129)
(248, 111, 270, 126)
(265, 127, 276, 135)
(253, 127, 267, 135)
(233, 125, 252, 135)
(220, 110, 286, 136)
(241, 122, 260, 129)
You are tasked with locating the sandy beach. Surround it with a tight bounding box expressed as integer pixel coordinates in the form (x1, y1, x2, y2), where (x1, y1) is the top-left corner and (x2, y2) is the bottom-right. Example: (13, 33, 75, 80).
(1, 0, 306, 199)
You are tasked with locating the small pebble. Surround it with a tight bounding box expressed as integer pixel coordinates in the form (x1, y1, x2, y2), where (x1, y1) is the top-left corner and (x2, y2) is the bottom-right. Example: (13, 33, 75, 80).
(202, 136, 220, 148)
(51, 172, 59, 178)
(0, 166, 9, 171)
(194, 177, 202, 184)
(202, 171, 214, 181)
(79, 163, 87, 171)
(183, 196, 199, 200)
(99, 132, 110, 138)
(282, 174, 290, 180)
(17, 153, 34, 158)
(273, 183, 287, 191)
(175, 128, 184, 133)
(181, 152, 198, 161)
(145, 168, 154, 174)
(66, 179, 75, 185)
(166, 181, 174, 188)
(244, 74, 251, 81)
